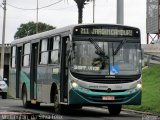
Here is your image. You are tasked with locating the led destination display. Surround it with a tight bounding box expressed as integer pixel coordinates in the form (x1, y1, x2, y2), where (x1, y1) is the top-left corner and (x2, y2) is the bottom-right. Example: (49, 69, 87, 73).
(73, 25, 140, 38)
(80, 28, 133, 36)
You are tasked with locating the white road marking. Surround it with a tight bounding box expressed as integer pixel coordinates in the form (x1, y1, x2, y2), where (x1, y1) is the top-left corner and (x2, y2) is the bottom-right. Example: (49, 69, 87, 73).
(0, 107, 9, 109)
(0, 112, 32, 115)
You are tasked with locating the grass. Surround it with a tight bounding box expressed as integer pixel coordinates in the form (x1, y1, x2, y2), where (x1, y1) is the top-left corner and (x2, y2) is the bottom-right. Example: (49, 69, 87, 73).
(124, 64, 160, 115)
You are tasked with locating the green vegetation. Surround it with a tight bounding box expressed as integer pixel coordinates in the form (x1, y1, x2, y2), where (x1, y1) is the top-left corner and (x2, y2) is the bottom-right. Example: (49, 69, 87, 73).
(124, 64, 160, 115)
(14, 21, 55, 39)
(73, 0, 93, 23)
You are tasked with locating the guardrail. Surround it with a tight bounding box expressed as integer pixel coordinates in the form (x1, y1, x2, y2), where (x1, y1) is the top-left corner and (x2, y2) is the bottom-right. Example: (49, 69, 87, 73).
(141, 44, 160, 65)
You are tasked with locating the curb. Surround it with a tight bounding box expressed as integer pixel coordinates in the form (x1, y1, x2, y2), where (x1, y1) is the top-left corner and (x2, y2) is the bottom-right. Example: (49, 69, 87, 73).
(7, 95, 14, 99)
(122, 108, 155, 115)
(142, 66, 148, 70)
(122, 109, 160, 117)
(102, 106, 160, 116)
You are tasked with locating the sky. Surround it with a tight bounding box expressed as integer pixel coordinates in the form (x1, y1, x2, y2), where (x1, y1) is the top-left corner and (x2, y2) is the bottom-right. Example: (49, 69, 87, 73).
(0, 0, 146, 44)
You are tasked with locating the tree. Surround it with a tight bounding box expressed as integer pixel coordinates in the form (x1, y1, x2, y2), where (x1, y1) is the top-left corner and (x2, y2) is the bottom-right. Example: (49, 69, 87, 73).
(14, 21, 55, 39)
(73, 0, 93, 24)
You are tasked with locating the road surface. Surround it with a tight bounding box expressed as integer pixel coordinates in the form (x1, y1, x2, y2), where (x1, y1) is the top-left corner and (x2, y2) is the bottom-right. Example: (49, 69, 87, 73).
(0, 97, 158, 120)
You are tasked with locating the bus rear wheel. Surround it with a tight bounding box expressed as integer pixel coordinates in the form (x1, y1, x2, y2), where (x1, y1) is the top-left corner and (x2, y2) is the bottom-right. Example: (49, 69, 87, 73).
(108, 105, 122, 116)
(22, 86, 31, 108)
(54, 90, 64, 114)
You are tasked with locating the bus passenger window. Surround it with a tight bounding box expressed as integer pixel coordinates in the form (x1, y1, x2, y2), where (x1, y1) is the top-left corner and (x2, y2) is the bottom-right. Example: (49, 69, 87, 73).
(53, 36, 60, 49)
(51, 51, 59, 64)
(40, 39, 48, 64)
(50, 36, 60, 64)
(23, 43, 30, 67)
(11, 46, 16, 68)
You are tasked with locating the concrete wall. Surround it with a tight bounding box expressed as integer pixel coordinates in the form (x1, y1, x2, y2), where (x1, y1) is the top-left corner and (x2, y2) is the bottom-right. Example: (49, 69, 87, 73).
(0, 44, 11, 81)
(0, 44, 11, 66)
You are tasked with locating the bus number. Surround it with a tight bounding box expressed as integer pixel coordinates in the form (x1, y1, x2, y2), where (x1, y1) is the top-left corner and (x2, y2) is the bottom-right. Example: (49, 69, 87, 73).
(81, 28, 89, 34)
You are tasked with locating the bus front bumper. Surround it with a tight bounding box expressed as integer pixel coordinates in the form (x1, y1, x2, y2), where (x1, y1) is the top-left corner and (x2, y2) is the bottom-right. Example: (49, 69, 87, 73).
(69, 87, 141, 106)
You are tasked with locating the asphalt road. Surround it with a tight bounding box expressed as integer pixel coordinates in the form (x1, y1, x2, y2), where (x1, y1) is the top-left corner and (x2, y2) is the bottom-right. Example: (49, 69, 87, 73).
(0, 97, 158, 120)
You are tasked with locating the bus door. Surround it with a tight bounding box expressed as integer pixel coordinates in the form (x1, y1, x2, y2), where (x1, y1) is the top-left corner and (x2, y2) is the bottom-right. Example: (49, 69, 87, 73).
(30, 43, 38, 99)
(60, 37, 69, 103)
(16, 47, 22, 98)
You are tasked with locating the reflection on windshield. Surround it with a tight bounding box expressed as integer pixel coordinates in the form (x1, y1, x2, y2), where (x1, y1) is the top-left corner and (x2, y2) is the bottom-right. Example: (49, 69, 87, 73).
(71, 40, 141, 76)
(89, 38, 108, 58)
(89, 38, 110, 69)
(113, 40, 126, 56)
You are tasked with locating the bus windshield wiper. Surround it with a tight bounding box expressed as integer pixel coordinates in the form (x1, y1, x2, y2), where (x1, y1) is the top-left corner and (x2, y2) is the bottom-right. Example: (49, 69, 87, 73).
(113, 39, 126, 55)
(89, 38, 108, 58)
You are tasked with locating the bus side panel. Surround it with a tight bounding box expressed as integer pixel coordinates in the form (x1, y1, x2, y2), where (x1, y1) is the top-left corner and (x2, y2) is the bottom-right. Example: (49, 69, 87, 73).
(9, 68, 16, 98)
(37, 66, 49, 103)
(37, 65, 60, 103)
(20, 67, 31, 100)
(48, 66, 60, 102)
(36, 66, 42, 101)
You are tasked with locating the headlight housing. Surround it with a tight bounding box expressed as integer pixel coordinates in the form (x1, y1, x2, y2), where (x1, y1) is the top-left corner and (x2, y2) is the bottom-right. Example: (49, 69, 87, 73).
(71, 80, 78, 88)
(72, 82, 78, 88)
(70, 80, 89, 93)
(136, 83, 142, 89)
(136, 81, 142, 90)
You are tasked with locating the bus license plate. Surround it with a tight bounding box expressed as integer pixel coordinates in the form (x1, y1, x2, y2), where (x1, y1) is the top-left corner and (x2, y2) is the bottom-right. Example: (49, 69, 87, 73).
(102, 96, 115, 100)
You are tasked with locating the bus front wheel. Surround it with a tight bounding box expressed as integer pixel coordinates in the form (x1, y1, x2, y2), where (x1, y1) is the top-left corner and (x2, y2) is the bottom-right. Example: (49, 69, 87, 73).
(108, 105, 122, 116)
(2, 92, 7, 99)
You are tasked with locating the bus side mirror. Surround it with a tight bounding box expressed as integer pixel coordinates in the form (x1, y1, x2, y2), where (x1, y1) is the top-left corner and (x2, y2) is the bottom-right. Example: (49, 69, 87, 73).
(69, 34, 72, 42)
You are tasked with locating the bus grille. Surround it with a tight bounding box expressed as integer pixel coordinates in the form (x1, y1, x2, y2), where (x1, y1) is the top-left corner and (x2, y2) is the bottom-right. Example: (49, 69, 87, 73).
(85, 79, 135, 84)
(89, 89, 126, 93)
(71, 72, 140, 84)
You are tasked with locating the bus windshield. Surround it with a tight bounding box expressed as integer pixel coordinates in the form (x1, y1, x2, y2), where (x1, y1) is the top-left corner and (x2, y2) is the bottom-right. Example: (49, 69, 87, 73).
(71, 39, 141, 76)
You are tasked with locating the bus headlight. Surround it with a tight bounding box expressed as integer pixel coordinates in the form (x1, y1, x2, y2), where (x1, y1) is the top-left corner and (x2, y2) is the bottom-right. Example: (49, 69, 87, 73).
(136, 83, 142, 89)
(70, 80, 89, 93)
(71, 81, 78, 88)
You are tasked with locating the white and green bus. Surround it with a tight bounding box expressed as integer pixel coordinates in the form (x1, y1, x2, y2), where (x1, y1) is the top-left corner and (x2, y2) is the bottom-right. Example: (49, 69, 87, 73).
(9, 24, 142, 115)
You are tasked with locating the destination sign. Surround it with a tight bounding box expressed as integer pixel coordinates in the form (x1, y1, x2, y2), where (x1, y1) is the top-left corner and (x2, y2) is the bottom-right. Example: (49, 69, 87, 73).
(73, 25, 140, 38)
(80, 28, 133, 36)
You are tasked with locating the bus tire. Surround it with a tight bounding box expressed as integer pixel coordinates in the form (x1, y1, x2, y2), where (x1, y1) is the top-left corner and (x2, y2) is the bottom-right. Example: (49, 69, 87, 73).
(108, 105, 122, 116)
(2, 92, 7, 99)
(54, 90, 63, 114)
(69, 105, 83, 109)
(22, 86, 31, 108)
(35, 102, 40, 107)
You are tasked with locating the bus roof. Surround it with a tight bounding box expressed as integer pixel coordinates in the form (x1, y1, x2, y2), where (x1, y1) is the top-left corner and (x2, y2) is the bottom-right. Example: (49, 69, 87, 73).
(11, 24, 140, 45)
